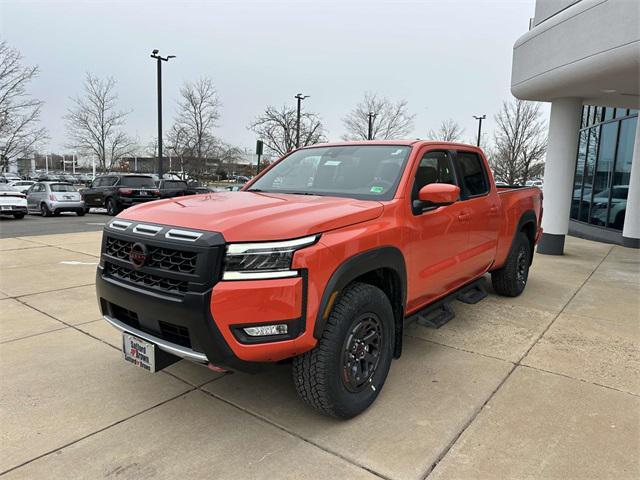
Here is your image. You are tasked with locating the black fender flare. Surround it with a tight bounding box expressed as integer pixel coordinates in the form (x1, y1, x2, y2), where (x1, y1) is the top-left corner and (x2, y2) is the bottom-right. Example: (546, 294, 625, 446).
(313, 246, 407, 342)
(514, 209, 538, 264)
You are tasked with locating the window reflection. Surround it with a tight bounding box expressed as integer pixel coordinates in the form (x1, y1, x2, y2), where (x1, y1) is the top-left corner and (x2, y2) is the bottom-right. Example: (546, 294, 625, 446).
(607, 116, 638, 230)
(589, 122, 618, 226)
(579, 126, 598, 222)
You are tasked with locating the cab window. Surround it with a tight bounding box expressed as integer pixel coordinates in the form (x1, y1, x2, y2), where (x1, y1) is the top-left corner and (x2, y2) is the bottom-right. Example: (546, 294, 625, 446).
(411, 151, 457, 202)
(455, 151, 489, 198)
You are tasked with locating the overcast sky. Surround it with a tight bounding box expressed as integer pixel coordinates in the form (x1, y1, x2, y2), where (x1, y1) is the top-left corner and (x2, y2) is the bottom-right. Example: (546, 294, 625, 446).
(1, 0, 539, 155)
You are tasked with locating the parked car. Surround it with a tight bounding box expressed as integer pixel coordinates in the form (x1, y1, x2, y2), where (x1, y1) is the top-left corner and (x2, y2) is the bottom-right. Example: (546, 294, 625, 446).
(97, 141, 543, 418)
(156, 179, 196, 198)
(225, 183, 246, 192)
(0, 184, 28, 219)
(81, 174, 160, 216)
(589, 185, 628, 229)
(1, 173, 22, 183)
(8, 180, 35, 194)
(26, 181, 86, 217)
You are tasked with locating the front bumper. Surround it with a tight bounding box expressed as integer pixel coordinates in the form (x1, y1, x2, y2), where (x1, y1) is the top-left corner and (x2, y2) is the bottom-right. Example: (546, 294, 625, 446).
(96, 270, 263, 372)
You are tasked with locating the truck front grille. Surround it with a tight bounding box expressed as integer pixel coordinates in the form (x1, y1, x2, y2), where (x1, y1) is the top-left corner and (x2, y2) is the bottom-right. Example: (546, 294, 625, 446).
(105, 237, 198, 275)
(106, 262, 189, 294)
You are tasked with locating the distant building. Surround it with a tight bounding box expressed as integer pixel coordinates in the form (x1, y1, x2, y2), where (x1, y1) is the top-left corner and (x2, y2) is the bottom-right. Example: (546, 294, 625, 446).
(511, 0, 639, 252)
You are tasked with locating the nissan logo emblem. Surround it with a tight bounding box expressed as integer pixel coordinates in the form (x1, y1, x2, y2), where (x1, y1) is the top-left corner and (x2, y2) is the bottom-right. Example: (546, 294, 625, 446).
(129, 242, 148, 270)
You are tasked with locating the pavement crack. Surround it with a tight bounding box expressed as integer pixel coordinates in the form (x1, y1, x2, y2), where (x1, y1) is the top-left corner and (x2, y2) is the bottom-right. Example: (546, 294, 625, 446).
(0, 389, 196, 477)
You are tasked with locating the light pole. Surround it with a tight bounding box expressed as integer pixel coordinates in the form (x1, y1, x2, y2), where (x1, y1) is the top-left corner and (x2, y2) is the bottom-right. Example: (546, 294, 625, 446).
(294, 93, 309, 148)
(367, 111, 377, 140)
(473, 114, 486, 147)
(150, 49, 175, 180)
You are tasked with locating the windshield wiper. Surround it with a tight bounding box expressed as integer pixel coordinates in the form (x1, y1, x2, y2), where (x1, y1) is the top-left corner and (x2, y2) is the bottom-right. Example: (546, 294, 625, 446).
(286, 191, 320, 196)
(246, 188, 264, 192)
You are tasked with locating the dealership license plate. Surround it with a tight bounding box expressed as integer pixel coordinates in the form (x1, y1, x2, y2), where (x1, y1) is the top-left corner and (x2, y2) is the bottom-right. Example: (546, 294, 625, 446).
(1, 206, 11, 211)
(122, 333, 156, 372)
(139, 191, 148, 196)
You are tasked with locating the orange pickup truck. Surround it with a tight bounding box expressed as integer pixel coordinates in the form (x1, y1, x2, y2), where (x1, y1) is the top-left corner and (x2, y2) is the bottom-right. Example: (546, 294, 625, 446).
(96, 141, 542, 418)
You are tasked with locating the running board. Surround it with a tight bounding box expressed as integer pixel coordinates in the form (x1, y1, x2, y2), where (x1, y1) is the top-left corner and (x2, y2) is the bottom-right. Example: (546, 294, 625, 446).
(406, 278, 488, 329)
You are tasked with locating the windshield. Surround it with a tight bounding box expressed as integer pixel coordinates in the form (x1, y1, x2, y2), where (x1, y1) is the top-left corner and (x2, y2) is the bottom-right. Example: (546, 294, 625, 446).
(249, 145, 411, 200)
(50, 183, 77, 192)
(121, 176, 155, 187)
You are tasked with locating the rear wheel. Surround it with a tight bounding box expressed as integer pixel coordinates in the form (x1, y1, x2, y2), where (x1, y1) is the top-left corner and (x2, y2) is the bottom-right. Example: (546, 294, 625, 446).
(491, 232, 531, 297)
(40, 203, 52, 217)
(76, 209, 85, 217)
(105, 198, 118, 216)
(293, 282, 394, 418)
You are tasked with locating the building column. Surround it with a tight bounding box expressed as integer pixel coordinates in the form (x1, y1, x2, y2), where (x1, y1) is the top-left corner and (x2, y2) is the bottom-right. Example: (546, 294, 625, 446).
(537, 98, 583, 255)
(622, 117, 640, 248)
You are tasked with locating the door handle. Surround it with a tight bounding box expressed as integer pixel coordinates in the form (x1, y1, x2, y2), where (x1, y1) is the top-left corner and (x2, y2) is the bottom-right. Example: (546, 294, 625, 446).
(457, 212, 471, 222)
(489, 206, 499, 215)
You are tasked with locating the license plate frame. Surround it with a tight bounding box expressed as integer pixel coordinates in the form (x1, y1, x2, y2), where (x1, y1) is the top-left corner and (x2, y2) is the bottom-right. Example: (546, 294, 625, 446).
(122, 333, 156, 372)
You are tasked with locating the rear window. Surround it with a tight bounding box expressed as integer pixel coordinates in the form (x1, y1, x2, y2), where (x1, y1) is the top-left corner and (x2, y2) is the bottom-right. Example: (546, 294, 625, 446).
(163, 180, 187, 188)
(121, 176, 156, 187)
(50, 183, 77, 192)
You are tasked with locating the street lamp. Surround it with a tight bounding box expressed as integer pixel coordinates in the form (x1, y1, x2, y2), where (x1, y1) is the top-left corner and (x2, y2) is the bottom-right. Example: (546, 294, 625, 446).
(367, 111, 378, 140)
(294, 93, 310, 148)
(473, 114, 486, 147)
(150, 49, 175, 179)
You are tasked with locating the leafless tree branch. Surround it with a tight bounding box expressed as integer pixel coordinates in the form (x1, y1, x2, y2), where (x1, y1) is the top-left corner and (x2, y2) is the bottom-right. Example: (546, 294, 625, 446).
(341, 92, 415, 140)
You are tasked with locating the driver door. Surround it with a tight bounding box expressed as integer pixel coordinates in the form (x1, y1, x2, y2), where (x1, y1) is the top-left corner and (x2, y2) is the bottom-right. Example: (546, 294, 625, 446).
(405, 149, 472, 311)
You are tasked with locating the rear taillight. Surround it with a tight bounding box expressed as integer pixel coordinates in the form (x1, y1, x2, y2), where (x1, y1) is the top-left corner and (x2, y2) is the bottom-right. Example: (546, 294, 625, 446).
(118, 188, 133, 196)
(151, 189, 160, 196)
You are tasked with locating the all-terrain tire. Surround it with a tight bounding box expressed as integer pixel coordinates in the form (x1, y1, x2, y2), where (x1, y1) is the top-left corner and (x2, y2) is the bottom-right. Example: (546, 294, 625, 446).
(491, 232, 531, 297)
(293, 282, 394, 418)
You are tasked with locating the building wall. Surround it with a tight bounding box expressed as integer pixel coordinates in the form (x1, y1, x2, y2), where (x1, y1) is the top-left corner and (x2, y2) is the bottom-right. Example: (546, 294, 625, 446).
(512, 0, 640, 108)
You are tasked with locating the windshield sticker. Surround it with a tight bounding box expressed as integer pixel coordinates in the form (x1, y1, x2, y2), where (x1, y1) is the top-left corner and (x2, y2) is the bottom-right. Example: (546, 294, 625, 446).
(391, 149, 404, 156)
(370, 186, 384, 193)
(324, 160, 341, 166)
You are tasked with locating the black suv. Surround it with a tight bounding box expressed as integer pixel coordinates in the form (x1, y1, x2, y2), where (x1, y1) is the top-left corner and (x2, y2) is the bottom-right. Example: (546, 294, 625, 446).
(82, 174, 160, 215)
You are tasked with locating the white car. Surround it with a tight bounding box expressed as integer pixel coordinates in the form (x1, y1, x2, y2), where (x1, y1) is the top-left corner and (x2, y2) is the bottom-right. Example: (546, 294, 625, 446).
(0, 184, 28, 219)
(8, 180, 35, 194)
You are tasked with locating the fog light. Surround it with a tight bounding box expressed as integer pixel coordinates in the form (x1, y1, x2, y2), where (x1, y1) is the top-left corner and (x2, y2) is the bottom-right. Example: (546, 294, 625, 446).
(243, 324, 288, 337)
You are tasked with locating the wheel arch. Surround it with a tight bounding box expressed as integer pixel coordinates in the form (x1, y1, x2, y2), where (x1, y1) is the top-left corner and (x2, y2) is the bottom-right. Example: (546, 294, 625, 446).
(516, 210, 537, 264)
(313, 246, 407, 358)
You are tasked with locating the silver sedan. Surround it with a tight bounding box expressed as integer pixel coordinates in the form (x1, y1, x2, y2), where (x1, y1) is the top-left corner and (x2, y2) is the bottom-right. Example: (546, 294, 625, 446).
(26, 181, 86, 217)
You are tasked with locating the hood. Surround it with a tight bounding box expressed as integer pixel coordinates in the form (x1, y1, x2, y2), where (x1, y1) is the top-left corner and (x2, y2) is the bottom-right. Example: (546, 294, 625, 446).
(118, 191, 384, 242)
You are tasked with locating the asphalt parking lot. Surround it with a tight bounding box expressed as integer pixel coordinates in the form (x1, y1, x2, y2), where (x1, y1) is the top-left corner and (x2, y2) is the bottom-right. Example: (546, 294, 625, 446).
(0, 211, 108, 239)
(0, 230, 638, 479)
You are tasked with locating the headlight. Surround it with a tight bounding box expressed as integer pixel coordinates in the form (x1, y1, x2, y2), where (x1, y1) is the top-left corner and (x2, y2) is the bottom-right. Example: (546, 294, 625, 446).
(223, 234, 319, 280)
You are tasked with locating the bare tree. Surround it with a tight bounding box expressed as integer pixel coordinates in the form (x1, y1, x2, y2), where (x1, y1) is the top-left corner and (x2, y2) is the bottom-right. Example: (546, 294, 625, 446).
(0, 41, 48, 171)
(248, 104, 325, 157)
(168, 77, 221, 166)
(64, 73, 134, 172)
(488, 99, 547, 185)
(428, 119, 465, 142)
(342, 92, 415, 140)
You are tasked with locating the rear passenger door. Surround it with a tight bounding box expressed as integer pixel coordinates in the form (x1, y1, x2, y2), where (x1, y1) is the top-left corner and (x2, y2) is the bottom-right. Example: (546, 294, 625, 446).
(453, 150, 500, 276)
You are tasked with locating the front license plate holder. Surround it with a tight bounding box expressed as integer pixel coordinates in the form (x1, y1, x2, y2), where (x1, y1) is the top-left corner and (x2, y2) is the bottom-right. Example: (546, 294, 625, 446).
(122, 333, 180, 373)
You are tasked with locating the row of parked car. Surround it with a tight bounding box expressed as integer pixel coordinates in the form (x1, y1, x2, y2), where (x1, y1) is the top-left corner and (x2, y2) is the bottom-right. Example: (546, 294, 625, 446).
(0, 174, 223, 220)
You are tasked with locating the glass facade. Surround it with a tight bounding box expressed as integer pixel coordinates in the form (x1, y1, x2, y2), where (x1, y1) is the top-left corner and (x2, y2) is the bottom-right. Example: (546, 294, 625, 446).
(571, 105, 638, 231)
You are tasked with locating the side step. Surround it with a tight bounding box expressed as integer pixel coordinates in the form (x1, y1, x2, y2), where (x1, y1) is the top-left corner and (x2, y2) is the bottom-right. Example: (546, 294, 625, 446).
(406, 278, 488, 329)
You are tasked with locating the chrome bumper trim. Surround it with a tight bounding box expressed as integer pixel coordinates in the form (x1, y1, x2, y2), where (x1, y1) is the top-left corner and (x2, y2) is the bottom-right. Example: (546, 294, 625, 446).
(103, 314, 208, 363)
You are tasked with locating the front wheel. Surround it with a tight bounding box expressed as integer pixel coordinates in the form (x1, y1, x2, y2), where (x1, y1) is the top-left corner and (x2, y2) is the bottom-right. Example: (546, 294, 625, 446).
(491, 232, 531, 297)
(76, 209, 85, 217)
(13, 213, 25, 219)
(293, 282, 394, 418)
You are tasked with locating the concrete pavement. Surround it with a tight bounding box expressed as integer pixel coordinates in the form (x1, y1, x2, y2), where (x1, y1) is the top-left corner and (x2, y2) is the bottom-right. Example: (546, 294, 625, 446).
(0, 231, 638, 479)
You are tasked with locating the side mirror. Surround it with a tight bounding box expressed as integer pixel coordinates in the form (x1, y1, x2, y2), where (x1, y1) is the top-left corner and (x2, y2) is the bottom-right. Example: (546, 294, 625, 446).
(418, 183, 460, 206)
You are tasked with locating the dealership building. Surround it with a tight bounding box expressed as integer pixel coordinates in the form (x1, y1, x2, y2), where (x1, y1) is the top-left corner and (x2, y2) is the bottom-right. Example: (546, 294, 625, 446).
(511, 0, 639, 253)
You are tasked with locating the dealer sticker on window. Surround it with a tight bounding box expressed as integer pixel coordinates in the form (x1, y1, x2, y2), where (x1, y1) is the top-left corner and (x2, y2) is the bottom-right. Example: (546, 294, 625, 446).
(370, 186, 384, 193)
